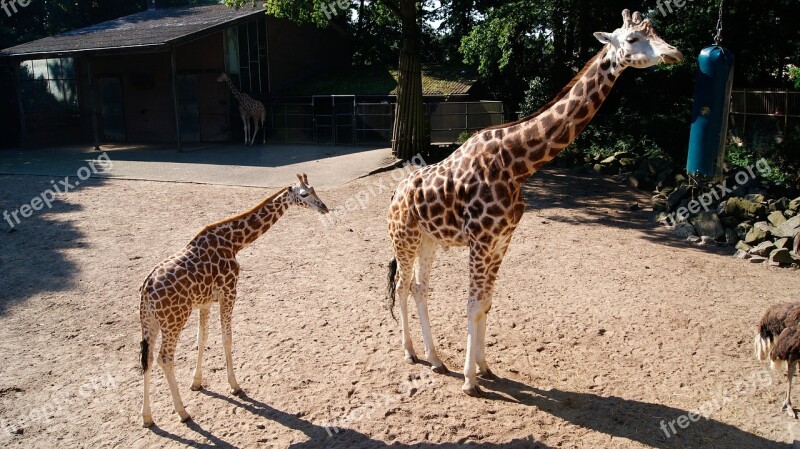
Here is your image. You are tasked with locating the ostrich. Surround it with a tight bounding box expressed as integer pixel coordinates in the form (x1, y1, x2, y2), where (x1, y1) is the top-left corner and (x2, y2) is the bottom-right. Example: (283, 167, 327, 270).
(755, 302, 800, 418)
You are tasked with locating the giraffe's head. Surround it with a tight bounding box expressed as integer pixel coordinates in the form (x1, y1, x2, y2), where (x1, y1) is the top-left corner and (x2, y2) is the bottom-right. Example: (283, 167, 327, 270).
(216, 73, 229, 83)
(288, 173, 329, 214)
(594, 9, 683, 69)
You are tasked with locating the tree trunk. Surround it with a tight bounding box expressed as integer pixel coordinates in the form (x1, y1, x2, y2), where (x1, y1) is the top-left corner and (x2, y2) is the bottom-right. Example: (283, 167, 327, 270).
(392, 0, 427, 161)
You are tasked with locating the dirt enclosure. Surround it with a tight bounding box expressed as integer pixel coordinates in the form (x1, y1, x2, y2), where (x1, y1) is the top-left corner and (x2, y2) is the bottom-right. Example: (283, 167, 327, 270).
(1, 167, 799, 449)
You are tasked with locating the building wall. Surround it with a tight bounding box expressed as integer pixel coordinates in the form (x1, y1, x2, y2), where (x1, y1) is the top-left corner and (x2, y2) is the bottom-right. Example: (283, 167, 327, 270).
(266, 17, 351, 93)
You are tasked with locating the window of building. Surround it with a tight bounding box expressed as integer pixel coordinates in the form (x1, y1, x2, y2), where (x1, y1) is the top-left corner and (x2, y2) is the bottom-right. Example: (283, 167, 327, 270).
(18, 58, 78, 111)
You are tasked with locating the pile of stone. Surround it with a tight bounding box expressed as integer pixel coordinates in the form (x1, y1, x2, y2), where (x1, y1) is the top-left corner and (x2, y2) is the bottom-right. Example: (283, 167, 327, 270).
(564, 151, 800, 268)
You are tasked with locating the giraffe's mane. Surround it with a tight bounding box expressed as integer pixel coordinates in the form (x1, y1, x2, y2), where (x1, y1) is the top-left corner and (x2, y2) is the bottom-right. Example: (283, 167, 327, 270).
(194, 186, 289, 238)
(481, 47, 608, 132)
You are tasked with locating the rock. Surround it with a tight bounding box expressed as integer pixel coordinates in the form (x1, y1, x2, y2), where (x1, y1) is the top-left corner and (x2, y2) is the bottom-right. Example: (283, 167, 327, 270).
(593, 164, 604, 173)
(699, 236, 717, 246)
(787, 209, 797, 217)
(744, 193, 766, 204)
(774, 237, 792, 250)
(690, 212, 725, 240)
(750, 241, 777, 257)
(795, 235, 800, 255)
(600, 155, 617, 165)
(789, 197, 800, 212)
(667, 184, 690, 210)
(628, 175, 641, 189)
(613, 151, 635, 160)
(674, 174, 687, 185)
(619, 158, 636, 167)
(734, 249, 751, 259)
(754, 221, 777, 234)
(725, 197, 766, 221)
(687, 235, 702, 243)
(652, 197, 668, 212)
(749, 256, 767, 264)
(736, 222, 753, 240)
(725, 228, 739, 245)
(672, 222, 696, 238)
(646, 158, 671, 175)
(772, 216, 800, 239)
(768, 210, 787, 227)
(735, 240, 752, 252)
(770, 198, 790, 212)
(745, 226, 769, 245)
(769, 248, 793, 266)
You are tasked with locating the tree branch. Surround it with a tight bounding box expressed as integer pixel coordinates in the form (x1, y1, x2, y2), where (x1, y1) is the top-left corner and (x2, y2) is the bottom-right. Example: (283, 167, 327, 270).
(374, 0, 401, 17)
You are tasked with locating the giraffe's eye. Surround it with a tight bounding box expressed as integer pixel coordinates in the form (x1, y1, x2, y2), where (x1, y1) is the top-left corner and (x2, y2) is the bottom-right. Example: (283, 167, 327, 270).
(626, 36, 639, 44)
(300, 191, 309, 198)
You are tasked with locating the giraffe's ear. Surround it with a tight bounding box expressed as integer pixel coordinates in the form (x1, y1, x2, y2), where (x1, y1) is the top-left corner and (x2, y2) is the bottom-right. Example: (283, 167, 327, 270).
(594, 32, 616, 46)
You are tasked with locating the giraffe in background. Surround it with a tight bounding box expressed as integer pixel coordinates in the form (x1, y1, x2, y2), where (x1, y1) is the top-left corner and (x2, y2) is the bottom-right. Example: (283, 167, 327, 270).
(386, 10, 683, 396)
(217, 73, 267, 146)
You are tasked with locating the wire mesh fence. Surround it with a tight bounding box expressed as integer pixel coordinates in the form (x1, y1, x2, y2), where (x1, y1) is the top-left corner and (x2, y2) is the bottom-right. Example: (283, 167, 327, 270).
(269, 97, 505, 145)
(729, 90, 800, 149)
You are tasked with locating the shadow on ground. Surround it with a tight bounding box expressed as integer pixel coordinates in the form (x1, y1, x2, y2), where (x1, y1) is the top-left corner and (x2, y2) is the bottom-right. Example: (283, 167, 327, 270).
(0, 175, 108, 314)
(147, 389, 555, 449)
(523, 168, 734, 256)
(147, 376, 789, 449)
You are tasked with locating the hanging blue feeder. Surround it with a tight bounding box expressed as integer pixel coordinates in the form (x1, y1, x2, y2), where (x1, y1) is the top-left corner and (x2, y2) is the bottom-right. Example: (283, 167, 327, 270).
(686, 45, 735, 179)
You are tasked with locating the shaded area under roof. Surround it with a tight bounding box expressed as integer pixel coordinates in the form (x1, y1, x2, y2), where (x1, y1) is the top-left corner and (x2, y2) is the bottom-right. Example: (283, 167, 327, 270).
(0, 4, 265, 58)
(283, 65, 478, 97)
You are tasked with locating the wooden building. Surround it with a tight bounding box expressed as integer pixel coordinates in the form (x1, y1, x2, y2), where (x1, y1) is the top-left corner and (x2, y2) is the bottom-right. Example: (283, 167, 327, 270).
(0, 3, 350, 148)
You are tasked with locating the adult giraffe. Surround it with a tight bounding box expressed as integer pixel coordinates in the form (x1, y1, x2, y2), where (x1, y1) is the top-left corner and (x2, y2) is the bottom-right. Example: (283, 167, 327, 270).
(387, 10, 683, 396)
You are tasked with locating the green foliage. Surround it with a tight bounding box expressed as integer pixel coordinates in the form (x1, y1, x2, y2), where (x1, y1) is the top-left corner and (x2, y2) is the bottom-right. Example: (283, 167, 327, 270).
(790, 66, 800, 90)
(456, 131, 473, 145)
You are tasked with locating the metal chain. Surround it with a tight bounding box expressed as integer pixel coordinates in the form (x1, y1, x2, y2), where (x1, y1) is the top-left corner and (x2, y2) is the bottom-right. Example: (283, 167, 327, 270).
(714, 0, 725, 45)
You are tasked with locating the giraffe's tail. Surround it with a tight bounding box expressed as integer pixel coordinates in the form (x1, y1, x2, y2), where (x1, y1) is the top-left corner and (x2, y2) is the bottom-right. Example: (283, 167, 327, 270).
(140, 338, 149, 374)
(387, 257, 398, 322)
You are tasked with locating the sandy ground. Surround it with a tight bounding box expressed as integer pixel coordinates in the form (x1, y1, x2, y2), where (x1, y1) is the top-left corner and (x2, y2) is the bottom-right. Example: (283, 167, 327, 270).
(0, 166, 799, 449)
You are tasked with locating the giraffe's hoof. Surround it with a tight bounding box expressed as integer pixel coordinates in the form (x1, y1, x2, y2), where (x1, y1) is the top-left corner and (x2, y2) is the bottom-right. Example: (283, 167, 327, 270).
(462, 385, 483, 397)
(478, 369, 498, 380)
(190, 384, 203, 391)
(142, 417, 154, 428)
(230, 387, 243, 396)
(404, 354, 419, 365)
(431, 364, 449, 374)
(179, 413, 192, 423)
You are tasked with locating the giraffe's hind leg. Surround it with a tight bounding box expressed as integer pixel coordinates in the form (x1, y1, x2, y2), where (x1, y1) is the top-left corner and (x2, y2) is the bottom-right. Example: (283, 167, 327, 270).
(156, 309, 191, 423)
(413, 237, 447, 373)
(250, 117, 260, 146)
(220, 289, 242, 395)
(190, 307, 210, 391)
(241, 112, 249, 145)
(140, 304, 159, 427)
(390, 233, 421, 364)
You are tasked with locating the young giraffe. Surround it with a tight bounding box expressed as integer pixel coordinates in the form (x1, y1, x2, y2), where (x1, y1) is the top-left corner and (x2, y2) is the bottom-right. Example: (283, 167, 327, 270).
(139, 174, 328, 427)
(217, 73, 267, 146)
(387, 10, 683, 396)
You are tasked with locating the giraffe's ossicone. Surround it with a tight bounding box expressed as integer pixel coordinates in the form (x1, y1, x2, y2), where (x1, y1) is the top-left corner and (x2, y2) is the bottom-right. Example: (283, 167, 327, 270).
(386, 9, 683, 396)
(139, 174, 328, 427)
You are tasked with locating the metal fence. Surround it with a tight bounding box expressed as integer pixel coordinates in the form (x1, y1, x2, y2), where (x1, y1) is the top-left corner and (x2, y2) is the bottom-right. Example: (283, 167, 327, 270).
(269, 97, 505, 145)
(729, 89, 800, 148)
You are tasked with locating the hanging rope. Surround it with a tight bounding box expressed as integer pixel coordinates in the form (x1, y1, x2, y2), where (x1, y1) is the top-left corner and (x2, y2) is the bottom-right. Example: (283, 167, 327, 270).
(714, 0, 725, 45)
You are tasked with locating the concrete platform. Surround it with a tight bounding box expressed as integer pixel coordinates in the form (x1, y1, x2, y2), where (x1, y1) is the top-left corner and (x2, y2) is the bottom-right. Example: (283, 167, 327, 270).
(0, 143, 395, 190)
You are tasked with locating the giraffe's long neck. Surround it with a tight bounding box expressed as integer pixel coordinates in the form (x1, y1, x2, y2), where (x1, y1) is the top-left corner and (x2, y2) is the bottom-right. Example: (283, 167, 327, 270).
(197, 188, 292, 254)
(225, 77, 243, 102)
(496, 45, 624, 184)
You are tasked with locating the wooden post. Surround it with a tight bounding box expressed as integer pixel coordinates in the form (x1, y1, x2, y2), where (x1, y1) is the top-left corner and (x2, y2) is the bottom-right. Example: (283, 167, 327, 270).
(87, 60, 100, 151)
(14, 60, 27, 147)
(171, 47, 183, 152)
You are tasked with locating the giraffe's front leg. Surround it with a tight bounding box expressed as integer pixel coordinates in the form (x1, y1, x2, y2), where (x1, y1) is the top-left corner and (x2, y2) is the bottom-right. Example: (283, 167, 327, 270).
(190, 307, 210, 391)
(463, 298, 483, 396)
(220, 292, 242, 395)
